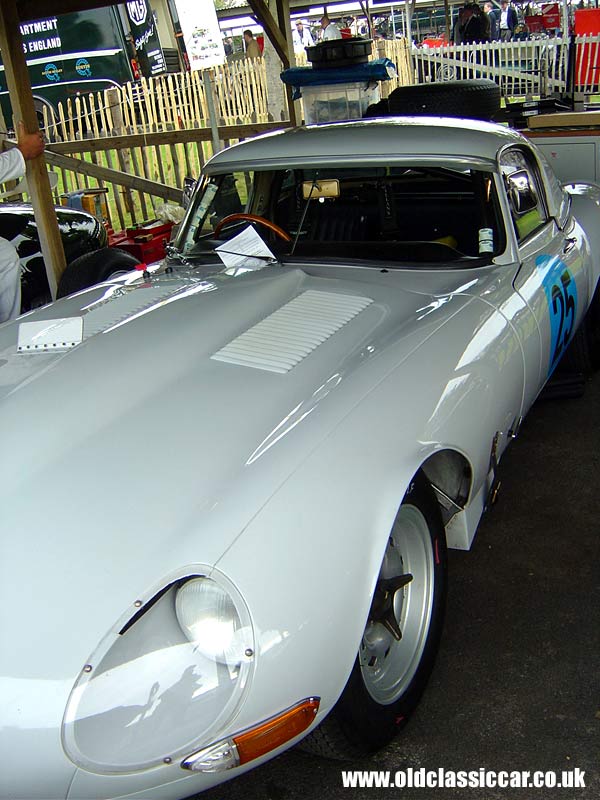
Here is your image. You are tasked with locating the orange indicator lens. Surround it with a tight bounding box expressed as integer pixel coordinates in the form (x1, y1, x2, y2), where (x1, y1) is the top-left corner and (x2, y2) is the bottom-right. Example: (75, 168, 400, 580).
(233, 698, 320, 764)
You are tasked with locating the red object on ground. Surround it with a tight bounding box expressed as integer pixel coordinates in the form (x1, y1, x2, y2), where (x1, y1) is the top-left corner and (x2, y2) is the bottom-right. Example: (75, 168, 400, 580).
(108, 220, 174, 264)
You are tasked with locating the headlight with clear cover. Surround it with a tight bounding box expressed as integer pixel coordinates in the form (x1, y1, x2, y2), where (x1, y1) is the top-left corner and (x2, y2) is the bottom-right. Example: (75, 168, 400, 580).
(62, 570, 254, 774)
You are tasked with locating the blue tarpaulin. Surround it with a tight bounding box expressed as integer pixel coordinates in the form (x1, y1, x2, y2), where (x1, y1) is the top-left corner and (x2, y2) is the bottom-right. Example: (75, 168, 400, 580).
(281, 59, 396, 100)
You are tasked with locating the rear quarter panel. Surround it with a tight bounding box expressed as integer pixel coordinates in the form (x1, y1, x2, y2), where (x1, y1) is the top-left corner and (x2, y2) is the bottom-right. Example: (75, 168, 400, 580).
(566, 183, 600, 296)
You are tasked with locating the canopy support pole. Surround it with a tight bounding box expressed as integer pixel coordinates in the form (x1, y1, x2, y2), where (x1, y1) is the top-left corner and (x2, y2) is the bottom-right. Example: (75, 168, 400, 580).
(0, 0, 66, 299)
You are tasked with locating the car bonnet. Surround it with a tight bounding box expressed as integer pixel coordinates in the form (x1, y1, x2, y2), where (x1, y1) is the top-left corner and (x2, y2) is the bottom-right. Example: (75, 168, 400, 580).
(0, 264, 474, 677)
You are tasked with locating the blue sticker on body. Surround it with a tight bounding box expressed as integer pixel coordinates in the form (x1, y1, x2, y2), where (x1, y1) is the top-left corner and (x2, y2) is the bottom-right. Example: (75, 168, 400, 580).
(42, 63, 61, 82)
(76, 58, 92, 77)
(536, 254, 578, 376)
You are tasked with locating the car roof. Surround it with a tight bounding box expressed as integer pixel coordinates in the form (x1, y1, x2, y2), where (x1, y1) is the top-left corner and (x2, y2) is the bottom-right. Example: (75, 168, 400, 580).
(204, 117, 527, 174)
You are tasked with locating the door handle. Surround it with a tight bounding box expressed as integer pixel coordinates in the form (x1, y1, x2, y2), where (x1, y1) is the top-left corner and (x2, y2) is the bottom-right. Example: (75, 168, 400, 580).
(563, 236, 577, 254)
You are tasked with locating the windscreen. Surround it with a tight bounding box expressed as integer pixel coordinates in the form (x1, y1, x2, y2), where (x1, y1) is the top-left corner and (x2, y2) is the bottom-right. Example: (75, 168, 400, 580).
(178, 164, 504, 266)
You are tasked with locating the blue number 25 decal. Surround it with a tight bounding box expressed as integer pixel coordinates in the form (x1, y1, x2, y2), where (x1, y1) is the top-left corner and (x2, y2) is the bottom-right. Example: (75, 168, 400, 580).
(536, 255, 578, 376)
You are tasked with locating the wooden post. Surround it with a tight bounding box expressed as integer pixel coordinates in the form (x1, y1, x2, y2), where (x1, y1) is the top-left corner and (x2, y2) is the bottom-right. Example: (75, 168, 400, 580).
(0, 0, 65, 298)
(0, 104, 7, 148)
(202, 70, 222, 155)
(107, 87, 135, 218)
(274, 0, 298, 125)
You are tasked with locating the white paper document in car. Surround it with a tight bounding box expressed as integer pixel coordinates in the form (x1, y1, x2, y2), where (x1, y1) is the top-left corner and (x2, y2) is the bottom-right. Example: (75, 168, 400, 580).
(215, 225, 277, 272)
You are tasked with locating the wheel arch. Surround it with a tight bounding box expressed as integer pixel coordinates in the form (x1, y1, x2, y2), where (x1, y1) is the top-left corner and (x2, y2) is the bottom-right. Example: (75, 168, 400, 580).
(568, 186, 600, 293)
(214, 364, 492, 729)
(420, 447, 474, 528)
(215, 448, 456, 733)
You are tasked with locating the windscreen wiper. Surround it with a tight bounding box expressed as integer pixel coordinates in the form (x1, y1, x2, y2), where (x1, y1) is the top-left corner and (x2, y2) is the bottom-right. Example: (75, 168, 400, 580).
(216, 250, 279, 265)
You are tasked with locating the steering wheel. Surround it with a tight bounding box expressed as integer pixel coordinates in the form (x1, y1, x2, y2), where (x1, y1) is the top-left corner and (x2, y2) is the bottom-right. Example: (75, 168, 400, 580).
(214, 213, 291, 242)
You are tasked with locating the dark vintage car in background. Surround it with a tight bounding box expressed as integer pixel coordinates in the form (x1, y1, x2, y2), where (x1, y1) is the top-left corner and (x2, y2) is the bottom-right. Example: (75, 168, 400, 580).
(0, 203, 139, 313)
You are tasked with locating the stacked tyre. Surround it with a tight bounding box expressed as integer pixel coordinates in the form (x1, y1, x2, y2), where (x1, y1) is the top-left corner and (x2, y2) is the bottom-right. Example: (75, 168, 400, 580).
(367, 79, 501, 122)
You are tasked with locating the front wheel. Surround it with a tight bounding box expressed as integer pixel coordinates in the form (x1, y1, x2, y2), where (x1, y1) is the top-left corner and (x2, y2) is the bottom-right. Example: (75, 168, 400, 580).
(304, 472, 447, 758)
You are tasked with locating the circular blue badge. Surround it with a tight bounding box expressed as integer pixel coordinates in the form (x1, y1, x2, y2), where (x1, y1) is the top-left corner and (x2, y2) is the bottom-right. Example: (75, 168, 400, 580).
(76, 58, 92, 77)
(43, 63, 61, 82)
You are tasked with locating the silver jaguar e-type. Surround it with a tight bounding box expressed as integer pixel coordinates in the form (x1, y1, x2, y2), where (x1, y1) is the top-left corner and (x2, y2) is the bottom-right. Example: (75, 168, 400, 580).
(1, 117, 598, 800)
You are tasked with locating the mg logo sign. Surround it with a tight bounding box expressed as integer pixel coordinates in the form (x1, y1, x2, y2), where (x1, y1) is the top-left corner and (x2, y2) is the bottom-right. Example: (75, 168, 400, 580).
(127, 1, 147, 27)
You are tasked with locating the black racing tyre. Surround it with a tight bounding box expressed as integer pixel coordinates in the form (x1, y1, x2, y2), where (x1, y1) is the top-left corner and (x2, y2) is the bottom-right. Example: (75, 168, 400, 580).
(560, 287, 600, 373)
(302, 471, 447, 759)
(57, 247, 141, 299)
(363, 98, 390, 118)
(388, 79, 501, 121)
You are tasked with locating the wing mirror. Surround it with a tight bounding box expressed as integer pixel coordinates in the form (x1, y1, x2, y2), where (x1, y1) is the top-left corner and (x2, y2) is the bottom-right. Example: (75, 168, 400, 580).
(507, 170, 538, 215)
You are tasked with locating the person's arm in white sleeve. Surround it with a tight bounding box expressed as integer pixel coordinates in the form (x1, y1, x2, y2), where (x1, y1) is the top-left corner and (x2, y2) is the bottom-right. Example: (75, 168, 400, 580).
(0, 148, 26, 183)
(0, 121, 44, 182)
(0, 123, 44, 324)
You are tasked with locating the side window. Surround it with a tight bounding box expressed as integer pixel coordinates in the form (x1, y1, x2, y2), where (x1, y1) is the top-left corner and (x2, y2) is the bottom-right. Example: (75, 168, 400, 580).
(536, 149, 571, 228)
(499, 148, 548, 243)
(203, 171, 251, 234)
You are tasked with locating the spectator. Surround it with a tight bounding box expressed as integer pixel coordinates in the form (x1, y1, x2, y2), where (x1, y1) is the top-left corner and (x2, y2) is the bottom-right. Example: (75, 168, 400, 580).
(499, 0, 518, 40)
(484, 2, 500, 40)
(451, 13, 464, 44)
(243, 29, 261, 59)
(0, 122, 45, 323)
(454, 2, 490, 44)
(320, 15, 342, 41)
(292, 20, 314, 51)
(223, 37, 233, 56)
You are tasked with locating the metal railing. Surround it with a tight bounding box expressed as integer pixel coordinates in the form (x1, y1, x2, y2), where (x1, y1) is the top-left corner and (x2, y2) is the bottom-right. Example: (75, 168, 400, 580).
(411, 35, 600, 97)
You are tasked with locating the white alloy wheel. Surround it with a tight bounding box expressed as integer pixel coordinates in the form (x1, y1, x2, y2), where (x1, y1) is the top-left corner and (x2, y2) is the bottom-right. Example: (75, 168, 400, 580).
(360, 504, 435, 705)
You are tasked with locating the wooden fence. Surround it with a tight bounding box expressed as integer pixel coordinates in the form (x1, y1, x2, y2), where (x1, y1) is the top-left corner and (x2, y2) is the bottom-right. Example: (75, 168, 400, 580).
(37, 122, 288, 232)
(28, 58, 272, 230)
(43, 57, 269, 143)
(23, 44, 413, 231)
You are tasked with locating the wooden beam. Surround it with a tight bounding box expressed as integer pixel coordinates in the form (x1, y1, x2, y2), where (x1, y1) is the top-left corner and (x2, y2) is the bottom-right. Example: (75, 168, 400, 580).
(41, 150, 183, 203)
(247, 0, 289, 67)
(0, 0, 65, 298)
(275, 0, 291, 40)
(41, 122, 292, 155)
(31, 121, 288, 198)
